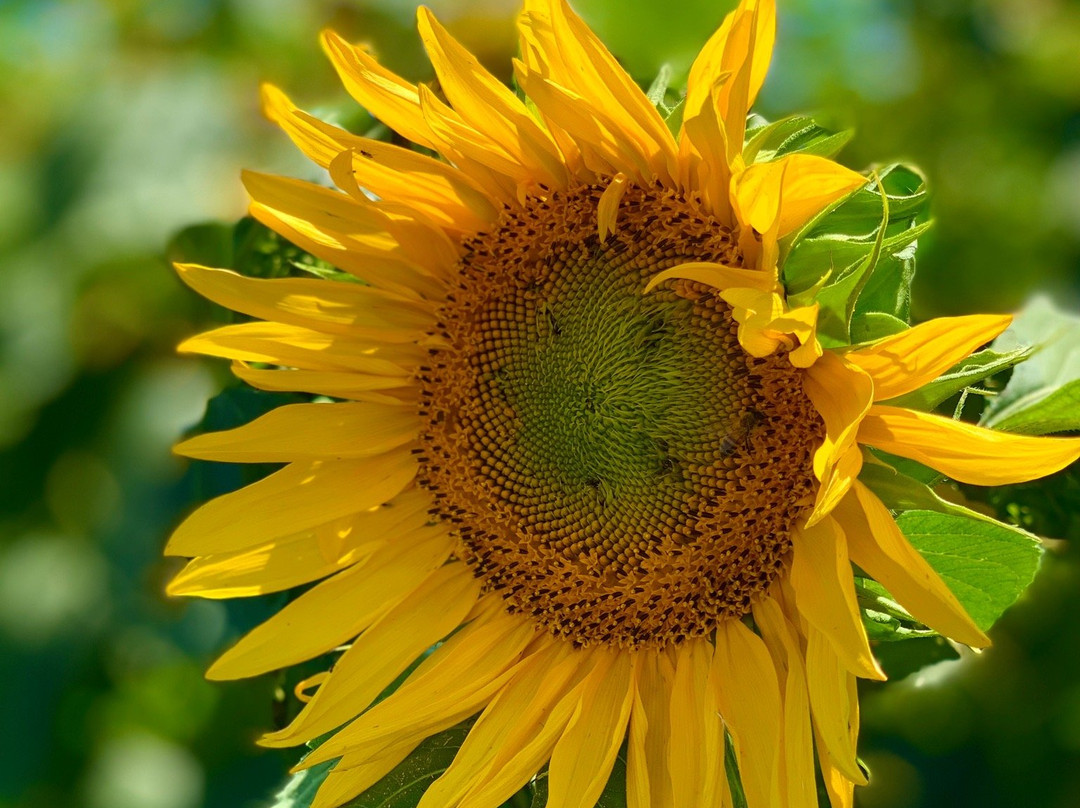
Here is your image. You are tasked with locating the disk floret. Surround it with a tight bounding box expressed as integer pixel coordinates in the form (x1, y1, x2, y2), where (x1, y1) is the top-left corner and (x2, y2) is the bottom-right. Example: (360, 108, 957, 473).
(417, 183, 824, 647)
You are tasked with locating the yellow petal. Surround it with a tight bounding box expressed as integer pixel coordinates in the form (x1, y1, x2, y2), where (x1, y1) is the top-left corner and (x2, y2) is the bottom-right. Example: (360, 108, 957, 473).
(835, 482, 990, 647)
(771, 302, 823, 368)
(304, 607, 535, 768)
(597, 172, 628, 242)
(174, 401, 417, 463)
(166, 453, 417, 557)
(174, 264, 434, 339)
(166, 529, 374, 599)
(644, 262, 776, 294)
(166, 488, 431, 598)
(205, 527, 454, 680)
(413, 83, 541, 189)
(680, 83, 735, 221)
(230, 361, 414, 400)
(416, 7, 567, 189)
(518, 0, 677, 182)
(247, 203, 446, 300)
(320, 29, 441, 152)
(309, 742, 416, 808)
(260, 83, 498, 233)
(809, 445, 864, 529)
(734, 154, 865, 237)
(627, 650, 675, 808)
(685, 0, 775, 125)
(260, 563, 480, 747)
(513, 71, 647, 180)
(243, 170, 460, 276)
(752, 596, 817, 808)
(417, 642, 585, 808)
(180, 321, 424, 374)
(547, 648, 636, 808)
(844, 314, 1013, 402)
(320, 29, 518, 203)
(668, 640, 727, 808)
(859, 404, 1080, 485)
(804, 623, 866, 785)
(457, 648, 591, 808)
(683, 4, 762, 170)
(790, 517, 885, 681)
(803, 351, 874, 525)
(712, 619, 781, 808)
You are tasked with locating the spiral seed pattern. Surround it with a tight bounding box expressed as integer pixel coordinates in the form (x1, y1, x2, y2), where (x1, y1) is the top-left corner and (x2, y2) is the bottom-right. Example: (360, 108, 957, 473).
(416, 182, 823, 647)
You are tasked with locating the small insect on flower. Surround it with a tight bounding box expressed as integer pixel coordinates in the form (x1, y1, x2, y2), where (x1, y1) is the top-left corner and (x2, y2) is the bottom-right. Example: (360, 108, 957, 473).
(168, 1, 1080, 807)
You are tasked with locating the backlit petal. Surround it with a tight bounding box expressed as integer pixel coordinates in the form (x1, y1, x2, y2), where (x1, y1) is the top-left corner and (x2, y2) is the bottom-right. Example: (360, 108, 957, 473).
(803, 351, 874, 525)
(627, 651, 676, 808)
(174, 401, 417, 463)
(844, 314, 1013, 402)
(166, 454, 417, 557)
(417, 7, 567, 190)
(518, 0, 677, 183)
(835, 482, 990, 647)
(734, 154, 865, 238)
(859, 405, 1080, 485)
(668, 640, 726, 808)
(205, 527, 454, 680)
(547, 648, 636, 808)
(712, 619, 781, 808)
(753, 597, 817, 808)
(790, 517, 885, 681)
(305, 607, 536, 768)
(804, 623, 866, 785)
(166, 488, 432, 598)
(260, 563, 480, 747)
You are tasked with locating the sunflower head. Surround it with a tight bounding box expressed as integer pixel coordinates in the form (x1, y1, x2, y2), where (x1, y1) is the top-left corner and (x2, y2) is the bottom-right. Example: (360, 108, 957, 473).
(168, 2, 1080, 807)
(416, 180, 825, 647)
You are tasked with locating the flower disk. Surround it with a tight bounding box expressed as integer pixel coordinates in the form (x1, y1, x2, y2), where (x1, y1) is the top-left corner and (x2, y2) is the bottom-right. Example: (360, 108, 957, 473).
(418, 183, 824, 647)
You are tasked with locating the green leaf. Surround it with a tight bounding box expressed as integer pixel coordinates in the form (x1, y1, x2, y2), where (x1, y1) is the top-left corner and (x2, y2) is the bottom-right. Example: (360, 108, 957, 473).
(850, 225, 922, 323)
(784, 165, 930, 347)
(859, 459, 965, 514)
(888, 345, 1032, 412)
(269, 759, 336, 808)
(645, 64, 674, 108)
(980, 296, 1080, 435)
(856, 578, 936, 642)
(849, 311, 908, 343)
(862, 462, 1043, 631)
(812, 163, 928, 227)
(663, 97, 685, 138)
(784, 221, 931, 299)
(724, 734, 748, 808)
(743, 114, 853, 163)
(645, 63, 686, 137)
(232, 217, 349, 282)
(808, 182, 890, 347)
(893, 510, 1042, 631)
(340, 722, 474, 807)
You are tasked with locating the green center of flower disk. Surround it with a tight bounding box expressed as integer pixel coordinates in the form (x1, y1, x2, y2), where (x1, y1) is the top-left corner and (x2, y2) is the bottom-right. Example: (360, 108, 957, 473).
(418, 183, 824, 648)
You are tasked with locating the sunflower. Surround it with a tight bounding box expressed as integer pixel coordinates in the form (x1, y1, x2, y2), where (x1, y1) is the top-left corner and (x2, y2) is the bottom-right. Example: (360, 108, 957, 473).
(167, 1, 1080, 807)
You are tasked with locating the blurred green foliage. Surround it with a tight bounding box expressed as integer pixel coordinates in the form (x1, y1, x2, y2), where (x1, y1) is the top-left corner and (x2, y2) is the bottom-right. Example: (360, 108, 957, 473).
(1, 1, 1079, 807)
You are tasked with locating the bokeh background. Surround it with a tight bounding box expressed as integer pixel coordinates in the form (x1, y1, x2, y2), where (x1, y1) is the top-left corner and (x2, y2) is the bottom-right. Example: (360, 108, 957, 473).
(2, 0, 1080, 806)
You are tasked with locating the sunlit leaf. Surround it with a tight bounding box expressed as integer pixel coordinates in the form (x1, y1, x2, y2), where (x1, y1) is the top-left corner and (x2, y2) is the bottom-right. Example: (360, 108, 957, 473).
(894, 510, 1042, 631)
(981, 296, 1080, 435)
